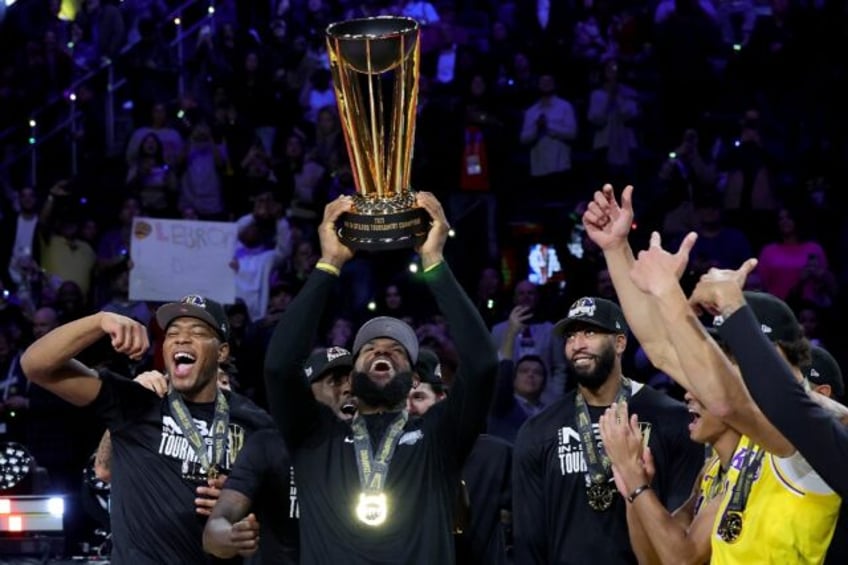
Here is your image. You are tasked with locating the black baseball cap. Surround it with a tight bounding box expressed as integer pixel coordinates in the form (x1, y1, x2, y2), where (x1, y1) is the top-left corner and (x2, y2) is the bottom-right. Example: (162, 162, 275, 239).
(554, 297, 628, 337)
(804, 346, 844, 399)
(352, 316, 419, 363)
(415, 348, 443, 386)
(156, 295, 230, 341)
(712, 291, 802, 343)
(303, 347, 353, 383)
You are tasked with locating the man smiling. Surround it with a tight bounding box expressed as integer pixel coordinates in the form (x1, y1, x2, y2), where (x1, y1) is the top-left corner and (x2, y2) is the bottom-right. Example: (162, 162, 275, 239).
(20, 295, 273, 564)
(512, 296, 703, 564)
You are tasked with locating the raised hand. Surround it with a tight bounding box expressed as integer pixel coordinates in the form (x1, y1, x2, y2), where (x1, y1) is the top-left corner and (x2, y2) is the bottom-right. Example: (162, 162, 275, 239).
(688, 258, 757, 317)
(230, 513, 260, 557)
(629, 231, 697, 297)
(415, 192, 451, 269)
(506, 305, 533, 337)
(99, 312, 149, 360)
(318, 195, 355, 269)
(582, 184, 634, 251)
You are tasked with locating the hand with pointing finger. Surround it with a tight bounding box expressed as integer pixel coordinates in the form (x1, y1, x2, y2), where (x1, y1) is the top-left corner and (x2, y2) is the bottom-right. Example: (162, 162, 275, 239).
(629, 231, 698, 297)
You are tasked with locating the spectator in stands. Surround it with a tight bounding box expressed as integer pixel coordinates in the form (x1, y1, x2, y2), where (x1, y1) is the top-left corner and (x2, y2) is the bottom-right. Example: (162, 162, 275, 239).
(587, 57, 639, 183)
(126, 132, 178, 216)
(281, 130, 327, 223)
(37, 183, 97, 299)
(178, 119, 228, 220)
(658, 128, 717, 238)
(686, 189, 753, 274)
(299, 68, 335, 126)
(718, 109, 779, 247)
(233, 51, 277, 154)
(125, 18, 175, 122)
(67, 20, 98, 77)
(126, 102, 184, 166)
(491, 280, 566, 405)
(758, 207, 834, 303)
(1, 186, 41, 293)
(76, 0, 126, 62)
(308, 105, 345, 174)
(519, 73, 578, 205)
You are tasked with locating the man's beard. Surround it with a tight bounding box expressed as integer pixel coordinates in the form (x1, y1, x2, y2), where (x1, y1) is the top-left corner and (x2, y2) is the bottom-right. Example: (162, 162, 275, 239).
(351, 371, 414, 411)
(567, 342, 617, 391)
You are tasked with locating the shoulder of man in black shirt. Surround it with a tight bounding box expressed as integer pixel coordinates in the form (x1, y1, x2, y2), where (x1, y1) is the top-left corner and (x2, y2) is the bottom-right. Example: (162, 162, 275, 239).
(90, 368, 163, 431)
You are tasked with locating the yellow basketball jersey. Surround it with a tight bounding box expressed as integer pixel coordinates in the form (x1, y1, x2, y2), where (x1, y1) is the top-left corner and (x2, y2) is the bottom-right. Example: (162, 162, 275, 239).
(695, 451, 727, 514)
(710, 435, 840, 564)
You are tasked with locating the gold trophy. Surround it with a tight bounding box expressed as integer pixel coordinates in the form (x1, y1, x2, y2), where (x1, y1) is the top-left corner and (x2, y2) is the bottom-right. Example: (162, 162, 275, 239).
(326, 16, 430, 250)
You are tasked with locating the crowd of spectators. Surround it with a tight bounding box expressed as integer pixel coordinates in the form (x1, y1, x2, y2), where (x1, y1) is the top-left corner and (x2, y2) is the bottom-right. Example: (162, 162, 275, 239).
(1, 0, 848, 549)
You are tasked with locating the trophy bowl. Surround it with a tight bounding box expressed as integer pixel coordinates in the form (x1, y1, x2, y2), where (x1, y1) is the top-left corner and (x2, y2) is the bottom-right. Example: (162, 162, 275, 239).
(326, 16, 430, 251)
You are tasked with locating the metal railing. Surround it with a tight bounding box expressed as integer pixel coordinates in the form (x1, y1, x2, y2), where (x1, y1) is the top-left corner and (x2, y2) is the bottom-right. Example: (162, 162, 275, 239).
(0, 0, 217, 187)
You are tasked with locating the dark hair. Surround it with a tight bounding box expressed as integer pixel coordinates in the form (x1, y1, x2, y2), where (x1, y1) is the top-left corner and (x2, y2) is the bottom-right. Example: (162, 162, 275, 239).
(715, 334, 810, 370)
(777, 337, 812, 369)
(515, 354, 548, 381)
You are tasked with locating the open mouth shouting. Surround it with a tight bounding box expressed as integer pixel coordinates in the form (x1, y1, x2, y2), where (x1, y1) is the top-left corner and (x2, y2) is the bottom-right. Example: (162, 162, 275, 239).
(687, 405, 702, 432)
(340, 398, 358, 419)
(173, 351, 197, 378)
(368, 358, 395, 382)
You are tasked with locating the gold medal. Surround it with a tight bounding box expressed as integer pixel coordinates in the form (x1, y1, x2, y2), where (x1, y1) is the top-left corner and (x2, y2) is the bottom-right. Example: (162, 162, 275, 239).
(356, 492, 388, 526)
(718, 511, 743, 543)
(587, 483, 615, 511)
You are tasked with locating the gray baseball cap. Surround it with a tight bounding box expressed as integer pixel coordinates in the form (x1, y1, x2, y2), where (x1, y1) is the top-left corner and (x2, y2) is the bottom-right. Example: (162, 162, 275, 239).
(352, 316, 419, 363)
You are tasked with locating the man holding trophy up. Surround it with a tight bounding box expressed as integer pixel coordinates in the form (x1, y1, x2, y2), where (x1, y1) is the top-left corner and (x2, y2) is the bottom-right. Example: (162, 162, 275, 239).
(263, 16, 498, 564)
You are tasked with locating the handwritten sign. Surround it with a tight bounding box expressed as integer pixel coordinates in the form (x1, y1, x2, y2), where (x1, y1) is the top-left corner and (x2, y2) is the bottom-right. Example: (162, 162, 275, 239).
(129, 217, 237, 304)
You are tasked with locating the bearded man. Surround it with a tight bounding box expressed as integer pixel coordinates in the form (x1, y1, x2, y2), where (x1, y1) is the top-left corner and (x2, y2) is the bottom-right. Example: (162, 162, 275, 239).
(264, 193, 497, 565)
(512, 296, 704, 564)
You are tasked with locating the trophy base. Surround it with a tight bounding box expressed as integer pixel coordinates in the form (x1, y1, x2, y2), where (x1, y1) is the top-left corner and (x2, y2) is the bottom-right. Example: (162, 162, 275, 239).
(338, 200, 430, 251)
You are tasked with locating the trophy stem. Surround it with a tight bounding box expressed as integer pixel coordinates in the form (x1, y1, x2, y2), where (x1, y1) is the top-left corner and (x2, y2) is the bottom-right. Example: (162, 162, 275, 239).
(365, 39, 383, 199)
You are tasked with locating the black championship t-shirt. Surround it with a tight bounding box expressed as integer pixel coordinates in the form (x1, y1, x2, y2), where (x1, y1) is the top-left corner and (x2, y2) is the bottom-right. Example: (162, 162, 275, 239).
(224, 428, 299, 565)
(513, 382, 704, 565)
(90, 370, 274, 565)
(293, 403, 464, 565)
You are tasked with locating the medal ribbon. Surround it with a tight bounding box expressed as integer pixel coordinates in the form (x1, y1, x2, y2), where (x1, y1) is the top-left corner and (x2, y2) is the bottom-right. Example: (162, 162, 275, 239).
(168, 389, 229, 476)
(575, 378, 632, 485)
(350, 411, 409, 494)
(720, 442, 764, 522)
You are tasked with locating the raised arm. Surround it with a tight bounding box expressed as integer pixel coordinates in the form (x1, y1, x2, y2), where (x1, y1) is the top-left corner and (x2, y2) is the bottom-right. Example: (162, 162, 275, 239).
(629, 235, 793, 456)
(599, 404, 715, 565)
(20, 312, 148, 407)
(264, 196, 354, 446)
(693, 272, 848, 497)
(491, 306, 531, 416)
(417, 193, 498, 463)
(583, 185, 684, 380)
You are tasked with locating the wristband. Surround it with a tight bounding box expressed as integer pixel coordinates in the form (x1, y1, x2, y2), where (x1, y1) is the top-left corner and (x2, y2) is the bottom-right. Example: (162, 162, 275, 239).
(627, 484, 651, 503)
(423, 260, 443, 273)
(315, 261, 341, 277)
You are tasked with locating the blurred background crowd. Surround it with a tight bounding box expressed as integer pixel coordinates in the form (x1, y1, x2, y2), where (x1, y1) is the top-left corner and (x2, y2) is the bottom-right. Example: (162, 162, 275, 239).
(1, 0, 847, 552)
